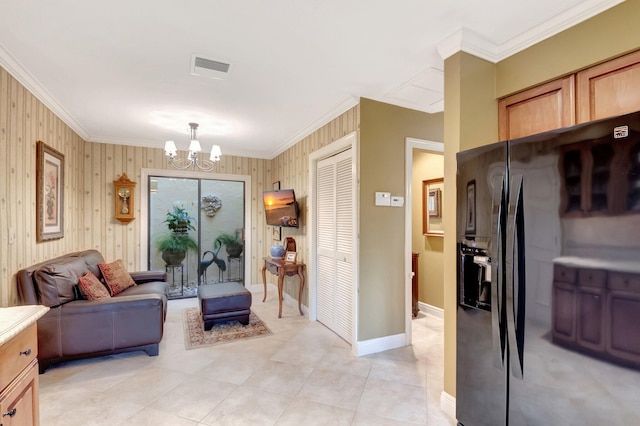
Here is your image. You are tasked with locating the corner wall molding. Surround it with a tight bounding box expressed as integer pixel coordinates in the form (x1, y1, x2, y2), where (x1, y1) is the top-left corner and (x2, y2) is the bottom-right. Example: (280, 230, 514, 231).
(0, 43, 90, 140)
(268, 96, 359, 159)
(436, 0, 624, 63)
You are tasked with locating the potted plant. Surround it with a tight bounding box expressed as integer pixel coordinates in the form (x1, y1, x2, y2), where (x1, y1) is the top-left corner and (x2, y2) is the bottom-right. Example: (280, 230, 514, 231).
(157, 204, 198, 265)
(156, 233, 198, 266)
(215, 230, 244, 258)
(162, 204, 196, 234)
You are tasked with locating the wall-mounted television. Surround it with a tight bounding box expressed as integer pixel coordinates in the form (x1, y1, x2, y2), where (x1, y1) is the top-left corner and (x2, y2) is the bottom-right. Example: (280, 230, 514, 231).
(263, 189, 299, 228)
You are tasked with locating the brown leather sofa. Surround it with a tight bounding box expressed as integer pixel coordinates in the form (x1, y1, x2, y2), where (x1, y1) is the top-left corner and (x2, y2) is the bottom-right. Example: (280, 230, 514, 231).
(16, 249, 168, 373)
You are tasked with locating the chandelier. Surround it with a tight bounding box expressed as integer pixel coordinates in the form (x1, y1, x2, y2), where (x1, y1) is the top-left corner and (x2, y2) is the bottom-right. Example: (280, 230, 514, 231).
(164, 122, 222, 171)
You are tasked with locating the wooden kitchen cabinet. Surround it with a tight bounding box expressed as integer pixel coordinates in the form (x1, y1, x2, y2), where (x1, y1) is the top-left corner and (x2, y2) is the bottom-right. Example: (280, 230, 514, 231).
(576, 49, 640, 124)
(575, 269, 607, 353)
(0, 306, 49, 426)
(606, 271, 640, 365)
(498, 76, 576, 141)
(552, 263, 640, 368)
(559, 137, 637, 217)
(552, 264, 577, 345)
(0, 362, 38, 426)
(499, 49, 640, 141)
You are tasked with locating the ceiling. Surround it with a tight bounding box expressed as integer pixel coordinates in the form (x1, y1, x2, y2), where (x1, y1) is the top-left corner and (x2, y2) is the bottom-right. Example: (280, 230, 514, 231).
(0, 0, 621, 159)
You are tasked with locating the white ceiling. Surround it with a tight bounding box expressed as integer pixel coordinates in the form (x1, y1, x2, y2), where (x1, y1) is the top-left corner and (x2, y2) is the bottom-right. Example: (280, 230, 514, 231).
(0, 0, 621, 159)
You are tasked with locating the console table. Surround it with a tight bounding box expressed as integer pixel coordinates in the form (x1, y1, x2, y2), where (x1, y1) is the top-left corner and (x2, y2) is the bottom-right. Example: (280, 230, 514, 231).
(261, 257, 305, 318)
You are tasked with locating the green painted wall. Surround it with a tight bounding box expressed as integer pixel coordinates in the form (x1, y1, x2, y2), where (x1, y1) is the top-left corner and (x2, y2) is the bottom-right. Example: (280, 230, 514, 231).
(358, 98, 443, 340)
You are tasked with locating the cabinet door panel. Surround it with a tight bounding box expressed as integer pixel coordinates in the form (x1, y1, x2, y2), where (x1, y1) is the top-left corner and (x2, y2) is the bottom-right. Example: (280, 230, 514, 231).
(552, 281, 577, 344)
(576, 287, 605, 352)
(498, 76, 575, 140)
(607, 291, 640, 364)
(577, 49, 640, 123)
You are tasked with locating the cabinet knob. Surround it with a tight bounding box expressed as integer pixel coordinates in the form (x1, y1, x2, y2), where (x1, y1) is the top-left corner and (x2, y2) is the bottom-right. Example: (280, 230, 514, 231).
(2, 408, 16, 418)
(19, 348, 31, 357)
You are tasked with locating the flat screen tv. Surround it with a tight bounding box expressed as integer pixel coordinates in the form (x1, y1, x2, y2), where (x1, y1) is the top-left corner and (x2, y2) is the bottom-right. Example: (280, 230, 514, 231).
(263, 189, 299, 228)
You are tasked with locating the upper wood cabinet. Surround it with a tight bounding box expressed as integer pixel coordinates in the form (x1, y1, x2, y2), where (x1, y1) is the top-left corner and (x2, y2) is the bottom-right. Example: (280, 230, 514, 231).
(499, 49, 640, 140)
(498, 76, 576, 141)
(576, 50, 640, 124)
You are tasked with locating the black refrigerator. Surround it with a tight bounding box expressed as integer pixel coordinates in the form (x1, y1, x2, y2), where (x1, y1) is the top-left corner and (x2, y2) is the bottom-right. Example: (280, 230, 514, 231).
(456, 111, 640, 425)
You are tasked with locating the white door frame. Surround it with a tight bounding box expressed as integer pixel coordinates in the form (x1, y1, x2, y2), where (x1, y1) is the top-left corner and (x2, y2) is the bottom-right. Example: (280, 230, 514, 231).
(140, 168, 252, 283)
(308, 131, 358, 352)
(404, 138, 444, 344)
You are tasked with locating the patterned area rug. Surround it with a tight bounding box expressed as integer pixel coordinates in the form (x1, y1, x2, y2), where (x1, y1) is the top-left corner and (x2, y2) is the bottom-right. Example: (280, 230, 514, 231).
(183, 308, 272, 350)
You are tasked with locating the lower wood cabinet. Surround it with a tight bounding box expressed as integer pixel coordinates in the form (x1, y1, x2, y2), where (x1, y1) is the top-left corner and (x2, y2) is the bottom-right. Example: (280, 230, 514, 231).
(552, 264, 640, 368)
(0, 361, 38, 426)
(0, 320, 41, 426)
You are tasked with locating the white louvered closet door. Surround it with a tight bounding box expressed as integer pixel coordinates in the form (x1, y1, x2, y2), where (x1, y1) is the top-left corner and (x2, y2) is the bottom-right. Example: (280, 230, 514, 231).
(316, 149, 354, 342)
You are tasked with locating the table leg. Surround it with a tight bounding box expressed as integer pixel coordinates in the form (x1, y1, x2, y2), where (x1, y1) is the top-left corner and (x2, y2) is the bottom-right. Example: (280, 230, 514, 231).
(261, 262, 267, 302)
(297, 267, 304, 316)
(278, 271, 284, 318)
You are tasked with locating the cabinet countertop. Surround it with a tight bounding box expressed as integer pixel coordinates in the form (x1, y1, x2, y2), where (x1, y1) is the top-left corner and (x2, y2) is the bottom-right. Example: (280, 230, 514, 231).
(553, 256, 640, 274)
(0, 305, 49, 346)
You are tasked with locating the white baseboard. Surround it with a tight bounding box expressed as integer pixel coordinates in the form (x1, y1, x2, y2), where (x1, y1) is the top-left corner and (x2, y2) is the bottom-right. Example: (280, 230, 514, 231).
(440, 391, 456, 421)
(419, 301, 444, 319)
(355, 333, 406, 357)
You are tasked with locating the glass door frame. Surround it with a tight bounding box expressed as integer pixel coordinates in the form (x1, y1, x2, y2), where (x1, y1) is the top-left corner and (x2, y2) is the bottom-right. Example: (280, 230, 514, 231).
(140, 168, 252, 285)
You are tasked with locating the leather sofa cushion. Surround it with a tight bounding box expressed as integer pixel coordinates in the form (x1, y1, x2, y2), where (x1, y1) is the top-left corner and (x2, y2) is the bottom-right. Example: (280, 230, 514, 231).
(34, 257, 88, 307)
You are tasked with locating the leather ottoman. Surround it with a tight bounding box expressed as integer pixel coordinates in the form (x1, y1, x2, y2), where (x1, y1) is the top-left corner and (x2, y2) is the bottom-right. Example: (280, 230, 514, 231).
(198, 282, 252, 330)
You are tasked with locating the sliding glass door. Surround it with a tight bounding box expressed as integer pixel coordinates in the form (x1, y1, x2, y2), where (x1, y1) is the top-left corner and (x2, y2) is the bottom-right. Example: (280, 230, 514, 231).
(148, 175, 245, 298)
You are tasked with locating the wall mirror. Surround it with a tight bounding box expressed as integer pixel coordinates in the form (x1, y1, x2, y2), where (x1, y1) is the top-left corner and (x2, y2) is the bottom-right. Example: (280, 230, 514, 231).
(423, 178, 444, 236)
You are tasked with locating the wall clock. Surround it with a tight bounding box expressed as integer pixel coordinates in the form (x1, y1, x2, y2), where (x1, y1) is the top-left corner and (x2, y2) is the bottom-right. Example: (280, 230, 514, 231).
(113, 173, 136, 223)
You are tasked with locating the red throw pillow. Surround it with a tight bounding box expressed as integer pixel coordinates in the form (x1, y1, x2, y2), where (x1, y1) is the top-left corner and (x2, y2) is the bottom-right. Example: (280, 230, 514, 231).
(78, 271, 111, 300)
(98, 259, 136, 296)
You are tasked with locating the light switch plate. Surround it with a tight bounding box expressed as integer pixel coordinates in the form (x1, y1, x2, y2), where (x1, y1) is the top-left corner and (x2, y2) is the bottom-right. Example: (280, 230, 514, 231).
(391, 196, 404, 207)
(375, 192, 391, 206)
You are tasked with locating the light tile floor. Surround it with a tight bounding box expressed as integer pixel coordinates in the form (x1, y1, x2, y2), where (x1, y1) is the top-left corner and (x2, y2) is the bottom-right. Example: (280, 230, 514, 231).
(39, 289, 455, 425)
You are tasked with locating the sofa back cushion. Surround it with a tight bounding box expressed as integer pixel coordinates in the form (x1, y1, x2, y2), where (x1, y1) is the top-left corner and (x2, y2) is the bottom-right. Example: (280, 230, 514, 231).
(33, 257, 89, 307)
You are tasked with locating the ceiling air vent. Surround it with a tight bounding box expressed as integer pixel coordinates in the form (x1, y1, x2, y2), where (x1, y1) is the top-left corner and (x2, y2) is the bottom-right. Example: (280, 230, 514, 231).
(191, 54, 230, 80)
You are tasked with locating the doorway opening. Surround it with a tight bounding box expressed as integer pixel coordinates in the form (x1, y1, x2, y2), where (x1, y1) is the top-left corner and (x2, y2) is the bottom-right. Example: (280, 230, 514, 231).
(405, 138, 445, 342)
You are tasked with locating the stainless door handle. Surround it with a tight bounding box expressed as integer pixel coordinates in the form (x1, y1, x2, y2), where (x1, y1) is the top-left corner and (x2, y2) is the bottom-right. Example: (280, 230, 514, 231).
(506, 174, 525, 379)
(491, 175, 505, 369)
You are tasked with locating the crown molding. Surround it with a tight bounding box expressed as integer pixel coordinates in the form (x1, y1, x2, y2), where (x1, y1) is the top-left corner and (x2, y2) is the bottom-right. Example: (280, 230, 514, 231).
(0, 43, 90, 140)
(268, 96, 359, 159)
(437, 0, 624, 63)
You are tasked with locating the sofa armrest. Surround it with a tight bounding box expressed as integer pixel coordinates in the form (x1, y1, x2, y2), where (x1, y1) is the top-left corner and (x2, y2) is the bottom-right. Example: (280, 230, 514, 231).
(130, 270, 166, 284)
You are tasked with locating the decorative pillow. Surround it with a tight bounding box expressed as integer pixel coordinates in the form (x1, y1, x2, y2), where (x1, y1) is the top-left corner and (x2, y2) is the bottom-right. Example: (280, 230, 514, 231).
(78, 271, 111, 300)
(98, 259, 136, 296)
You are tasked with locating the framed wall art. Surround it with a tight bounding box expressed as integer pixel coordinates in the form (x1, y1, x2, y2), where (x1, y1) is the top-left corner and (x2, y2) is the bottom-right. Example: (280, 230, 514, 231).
(36, 141, 64, 241)
(422, 178, 444, 236)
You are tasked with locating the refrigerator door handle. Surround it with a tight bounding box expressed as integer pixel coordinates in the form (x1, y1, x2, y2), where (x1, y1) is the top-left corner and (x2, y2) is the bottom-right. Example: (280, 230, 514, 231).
(491, 175, 506, 369)
(506, 174, 525, 379)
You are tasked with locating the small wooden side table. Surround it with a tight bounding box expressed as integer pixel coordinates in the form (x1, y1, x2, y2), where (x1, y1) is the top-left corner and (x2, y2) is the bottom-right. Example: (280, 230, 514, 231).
(261, 257, 306, 318)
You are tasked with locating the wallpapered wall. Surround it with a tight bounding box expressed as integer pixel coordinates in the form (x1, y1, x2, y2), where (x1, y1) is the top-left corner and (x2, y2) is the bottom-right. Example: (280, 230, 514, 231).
(270, 106, 360, 303)
(0, 64, 360, 307)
